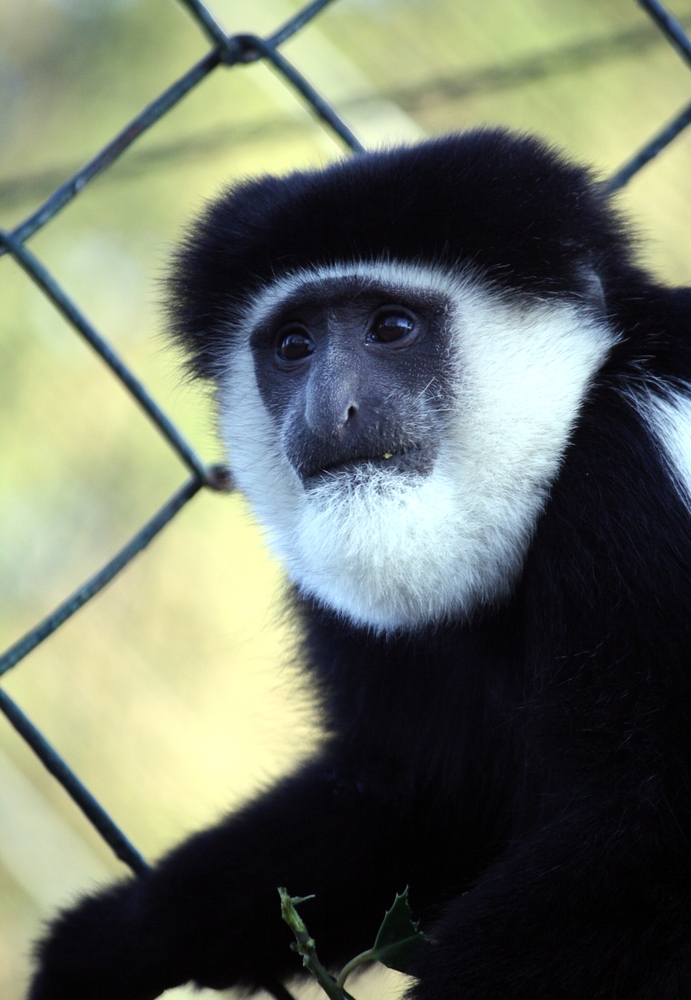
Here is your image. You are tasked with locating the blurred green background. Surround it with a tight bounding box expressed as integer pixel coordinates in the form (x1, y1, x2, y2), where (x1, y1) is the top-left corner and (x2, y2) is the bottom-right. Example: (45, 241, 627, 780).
(1, 0, 691, 997)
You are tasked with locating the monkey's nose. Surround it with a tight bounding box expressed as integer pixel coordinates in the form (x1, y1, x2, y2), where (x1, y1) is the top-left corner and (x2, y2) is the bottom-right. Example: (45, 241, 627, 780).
(305, 392, 359, 439)
(330, 401, 359, 441)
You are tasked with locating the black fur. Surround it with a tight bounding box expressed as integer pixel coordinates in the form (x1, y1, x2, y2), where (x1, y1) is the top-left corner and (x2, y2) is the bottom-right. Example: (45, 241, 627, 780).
(168, 130, 635, 377)
(29, 132, 691, 999)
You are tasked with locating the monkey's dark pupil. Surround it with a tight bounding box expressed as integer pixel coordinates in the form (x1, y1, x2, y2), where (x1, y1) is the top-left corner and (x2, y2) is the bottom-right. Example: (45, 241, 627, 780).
(279, 333, 313, 360)
(372, 313, 414, 342)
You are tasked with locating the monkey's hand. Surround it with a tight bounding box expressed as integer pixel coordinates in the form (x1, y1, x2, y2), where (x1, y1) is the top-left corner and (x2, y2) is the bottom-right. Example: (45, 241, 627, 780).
(27, 876, 174, 1000)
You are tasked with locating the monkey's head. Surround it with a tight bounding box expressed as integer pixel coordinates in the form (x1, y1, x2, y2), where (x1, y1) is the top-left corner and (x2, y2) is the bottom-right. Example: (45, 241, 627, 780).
(169, 131, 628, 632)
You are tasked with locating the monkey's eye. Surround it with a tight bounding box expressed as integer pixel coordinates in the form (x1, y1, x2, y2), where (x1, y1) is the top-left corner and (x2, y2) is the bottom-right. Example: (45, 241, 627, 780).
(368, 309, 416, 344)
(276, 326, 314, 362)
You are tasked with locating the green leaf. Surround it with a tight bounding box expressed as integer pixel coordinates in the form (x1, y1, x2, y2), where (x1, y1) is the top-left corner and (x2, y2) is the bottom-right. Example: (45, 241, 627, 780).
(368, 888, 430, 975)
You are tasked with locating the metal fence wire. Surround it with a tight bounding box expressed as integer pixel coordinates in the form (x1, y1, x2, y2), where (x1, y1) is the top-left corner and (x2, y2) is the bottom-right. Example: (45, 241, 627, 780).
(0, 0, 690, 990)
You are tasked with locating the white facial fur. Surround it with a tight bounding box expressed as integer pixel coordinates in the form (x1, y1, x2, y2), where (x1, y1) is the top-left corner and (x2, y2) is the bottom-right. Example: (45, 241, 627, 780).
(627, 383, 691, 504)
(219, 261, 616, 632)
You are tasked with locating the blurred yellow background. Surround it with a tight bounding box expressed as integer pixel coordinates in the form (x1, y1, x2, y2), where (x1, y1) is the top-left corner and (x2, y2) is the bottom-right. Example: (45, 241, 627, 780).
(1, 0, 691, 997)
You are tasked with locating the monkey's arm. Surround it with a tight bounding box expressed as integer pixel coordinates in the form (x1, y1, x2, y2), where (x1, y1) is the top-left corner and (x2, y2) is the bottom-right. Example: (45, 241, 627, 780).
(27, 755, 422, 1000)
(409, 796, 690, 1000)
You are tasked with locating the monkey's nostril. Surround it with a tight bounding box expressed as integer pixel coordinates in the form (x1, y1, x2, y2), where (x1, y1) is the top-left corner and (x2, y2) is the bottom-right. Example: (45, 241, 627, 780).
(346, 404, 357, 423)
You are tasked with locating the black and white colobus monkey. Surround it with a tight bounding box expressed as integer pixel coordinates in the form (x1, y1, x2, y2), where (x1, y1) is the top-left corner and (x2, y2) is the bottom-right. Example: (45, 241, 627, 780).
(29, 131, 691, 1000)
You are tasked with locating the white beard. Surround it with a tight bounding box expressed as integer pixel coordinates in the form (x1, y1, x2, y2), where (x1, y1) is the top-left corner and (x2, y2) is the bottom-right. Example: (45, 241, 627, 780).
(219, 261, 617, 633)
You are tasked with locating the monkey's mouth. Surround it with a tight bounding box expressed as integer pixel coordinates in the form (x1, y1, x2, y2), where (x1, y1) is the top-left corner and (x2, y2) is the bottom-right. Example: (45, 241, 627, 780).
(301, 446, 431, 486)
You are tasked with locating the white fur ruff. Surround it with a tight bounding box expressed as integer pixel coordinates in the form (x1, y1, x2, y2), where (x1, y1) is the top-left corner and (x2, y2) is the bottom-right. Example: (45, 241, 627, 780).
(219, 261, 616, 632)
(628, 382, 691, 505)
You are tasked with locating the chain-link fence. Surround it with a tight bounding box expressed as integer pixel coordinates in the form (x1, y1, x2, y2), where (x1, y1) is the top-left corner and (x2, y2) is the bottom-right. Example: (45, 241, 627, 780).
(0, 0, 690, 995)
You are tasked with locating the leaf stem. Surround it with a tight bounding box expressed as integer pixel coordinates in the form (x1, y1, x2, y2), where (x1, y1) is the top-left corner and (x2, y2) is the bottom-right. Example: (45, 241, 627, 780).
(278, 889, 356, 1000)
(335, 949, 375, 989)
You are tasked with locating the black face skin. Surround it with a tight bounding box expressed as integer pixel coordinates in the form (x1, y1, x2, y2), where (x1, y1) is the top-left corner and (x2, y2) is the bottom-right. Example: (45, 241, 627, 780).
(250, 279, 455, 486)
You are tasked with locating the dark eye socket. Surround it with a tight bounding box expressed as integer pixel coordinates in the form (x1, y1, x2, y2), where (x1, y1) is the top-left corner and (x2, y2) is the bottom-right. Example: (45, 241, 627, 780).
(276, 326, 314, 362)
(369, 309, 416, 344)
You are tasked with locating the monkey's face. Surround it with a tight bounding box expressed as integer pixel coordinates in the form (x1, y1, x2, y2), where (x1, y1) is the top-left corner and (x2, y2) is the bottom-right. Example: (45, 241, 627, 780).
(219, 261, 615, 632)
(250, 277, 451, 488)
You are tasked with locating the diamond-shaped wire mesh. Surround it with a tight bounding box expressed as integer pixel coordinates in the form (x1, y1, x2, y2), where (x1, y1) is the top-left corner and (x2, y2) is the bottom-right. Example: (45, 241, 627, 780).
(0, 0, 358, 874)
(0, 0, 690, 994)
